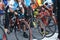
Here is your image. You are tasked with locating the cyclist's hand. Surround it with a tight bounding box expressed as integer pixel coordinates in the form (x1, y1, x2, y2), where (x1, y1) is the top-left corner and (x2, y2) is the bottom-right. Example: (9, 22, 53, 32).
(21, 19, 25, 20)
(19, 19, 25, 21)
(14, 12, 18, 15)
(54, 19, 57, 25)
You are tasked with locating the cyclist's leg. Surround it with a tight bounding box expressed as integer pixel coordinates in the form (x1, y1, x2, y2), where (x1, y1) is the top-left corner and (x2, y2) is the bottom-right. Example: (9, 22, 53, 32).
(36, 12, 45, 32)
(9, 13, 13, 27)
(24, 10, 30, 29)
(22, 7, 32, 39)
(4, 13, 9, 33)
(16, 17, 20, 31)
(38, 14, 48, 33)
(8, 12, 14, 32)
(21, 20, 32, 39)
(17, 13, 25, 31)
(51, 13, 57, 24)
(44, 10, 50, 26)
(21, 21, 28, 38)
(19, 13, 29, 38)
(39, 20, 44, 31)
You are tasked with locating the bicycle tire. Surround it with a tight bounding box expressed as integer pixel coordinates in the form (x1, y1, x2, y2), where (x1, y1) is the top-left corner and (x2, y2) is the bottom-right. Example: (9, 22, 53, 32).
(14, 20, 32, 40)
(45, 16, 56, 37)
(0, 26, 7, 40)
(37, 18, 46, 39)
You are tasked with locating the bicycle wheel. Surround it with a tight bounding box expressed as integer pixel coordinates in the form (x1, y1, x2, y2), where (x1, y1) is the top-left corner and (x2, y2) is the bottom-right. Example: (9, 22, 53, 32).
(0, 26, 7, 40)
(29, 18, 45, 39)
(14, 20, 32, 40)
(45, 16, 56, 37)
(37, 18, 46, 39)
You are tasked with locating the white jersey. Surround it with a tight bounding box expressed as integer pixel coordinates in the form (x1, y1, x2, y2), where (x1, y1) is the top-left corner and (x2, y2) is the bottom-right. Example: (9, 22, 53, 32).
(8, 0, 15, 8)
(44, 0, 53, 5)
(19, 2, 23, 8)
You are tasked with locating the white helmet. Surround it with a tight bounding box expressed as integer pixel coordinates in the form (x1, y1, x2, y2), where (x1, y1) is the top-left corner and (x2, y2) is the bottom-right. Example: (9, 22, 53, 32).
(43, 0, 53, 5)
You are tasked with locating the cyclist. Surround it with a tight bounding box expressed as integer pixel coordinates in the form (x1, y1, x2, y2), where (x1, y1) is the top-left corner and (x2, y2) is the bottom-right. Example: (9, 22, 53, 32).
(36, 1, 57, 34)
(7, 0, 19, 33)
(43, 1, 57, 24)
(8, 0, 29, 38)
(17, 0, 29, 38)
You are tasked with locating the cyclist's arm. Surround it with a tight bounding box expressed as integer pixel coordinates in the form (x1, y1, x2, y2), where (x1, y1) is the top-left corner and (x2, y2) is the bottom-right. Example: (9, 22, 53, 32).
(9, 7, 18, 15)
(9, 7, 14, 13)
(49, 5, 53, 11)
(44, 5, 53, 11)
(21, 7, 24, 14)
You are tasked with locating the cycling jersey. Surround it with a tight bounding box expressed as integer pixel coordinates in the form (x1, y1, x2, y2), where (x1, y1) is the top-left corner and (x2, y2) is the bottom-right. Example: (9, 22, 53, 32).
(9, 1, 18, 11)
(3, 0, 8, 5)
(8, 1, 18, 19)
(24, 0, 31, 7)
(18, 2, 25, 19)
(36, 0, 43, 6)
(31, 3, 38, 9)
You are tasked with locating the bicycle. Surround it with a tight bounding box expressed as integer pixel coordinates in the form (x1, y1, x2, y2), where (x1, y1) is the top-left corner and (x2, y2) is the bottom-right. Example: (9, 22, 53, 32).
(28, 6, 57, 39)
(7, 11, 32, 40)
(27, 8, 46, 39)
(37, 6, 57, 38)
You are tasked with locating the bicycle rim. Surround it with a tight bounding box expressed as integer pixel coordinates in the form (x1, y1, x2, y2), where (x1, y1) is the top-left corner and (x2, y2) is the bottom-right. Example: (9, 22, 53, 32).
(37, 19, 46, 39)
